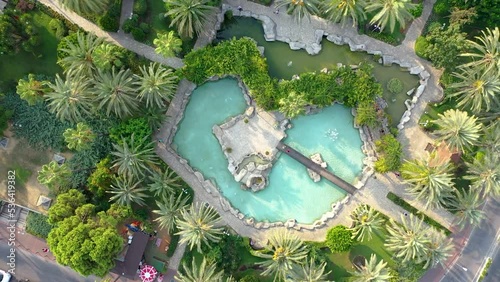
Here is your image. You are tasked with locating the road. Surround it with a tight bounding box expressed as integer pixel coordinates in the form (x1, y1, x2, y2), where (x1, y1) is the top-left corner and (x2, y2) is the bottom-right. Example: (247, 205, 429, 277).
(441, 198, 500, 282)
(0, 243, 95, 282)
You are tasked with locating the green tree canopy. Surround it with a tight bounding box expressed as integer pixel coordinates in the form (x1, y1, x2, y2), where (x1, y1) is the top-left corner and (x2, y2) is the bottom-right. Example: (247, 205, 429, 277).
(154, 31, 183, 57)
(16, 74, 50, 106)
(365, 0, 415, 33)
(63, 122, 96, 151)
(165, 0, 217, 38)
(37, 161, 72, 195)
(326, 225, 353, 253)
(48, 189, 87, 225)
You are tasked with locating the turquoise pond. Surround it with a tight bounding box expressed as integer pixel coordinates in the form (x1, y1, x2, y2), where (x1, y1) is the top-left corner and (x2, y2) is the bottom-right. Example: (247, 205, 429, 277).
(173, 78, 365, 223)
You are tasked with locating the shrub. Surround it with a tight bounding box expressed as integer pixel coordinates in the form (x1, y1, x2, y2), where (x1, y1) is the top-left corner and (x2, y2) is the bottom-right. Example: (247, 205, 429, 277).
(133, 0, 148, 16)
(48, 19, 67, 39)
(26, 212, 52, 239)
(409, 3, 423, 18)
(240, 275, 259, 282)
(139, 22, 150, 34)
(386, 192, 452, 236)
(387, 78, 404, 94)
(131, 27, 146, 42)
(355, 101, 380, 128)
(109, 117, 152, 146)
(325, 225, 353, 253)
(87, 157, 113, 198)
(414, 36, 429, 58)
(0, 106, 13, 133)
(374, 133, 402, 173)
(433, 0, 449, 16)
(99, 14, 119, 32)
(122, 15, 139, 33)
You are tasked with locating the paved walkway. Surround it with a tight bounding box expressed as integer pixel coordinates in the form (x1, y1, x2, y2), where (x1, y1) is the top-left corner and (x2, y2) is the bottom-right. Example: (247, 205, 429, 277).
(119, 0, 135, 28)
(38, 0, 184, 69)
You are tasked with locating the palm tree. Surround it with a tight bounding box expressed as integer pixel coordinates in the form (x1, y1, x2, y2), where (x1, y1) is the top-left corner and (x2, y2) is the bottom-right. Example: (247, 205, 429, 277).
(37, 161, 72, 193)
(449, 188, 485, 230)
(482, 121, 500, 154)
(385, 214, 429, 263)
(148, 168, 182, 199)
(449, 66, 500, 114)
(175, 202, 224, 252)
(134, 63, 178, 108)
(111, 135, 159, 180)
(16, 74, 50, 105)
(290, 258, 331, 281)
(349, 204, 385, 242)
(175, 257, 224, 282)
(164, 0, 217, 38)
(91, 43, 124, 71)
(322, 0, 367, 27)
(63, 122, 96, 151)
(108, 175, 149, 206)
(422, 230, 454, 269)
(144, 106, 169, 130)
(276, 0, 321, 22)
(256, 230, 308, 281)
(351, 254, 391, 282)
(58, 0, 109, 15)
(278, 91, 308, 118)
(365, 0, 415, 33)
(464, 151, 500, 197)
(154, 31, 183, 57)
(45, 73, 94, 123)
(400, 154, 455, 209)
(433, 109, 482, 152)
(58, 32, 104, 76)
(153, 193, 190, 233)
(460, 27, 500, 75)
(93, 67, 139, 119)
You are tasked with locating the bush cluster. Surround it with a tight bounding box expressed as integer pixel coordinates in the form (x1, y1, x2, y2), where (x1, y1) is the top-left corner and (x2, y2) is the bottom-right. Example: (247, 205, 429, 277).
(374, 133, 403, 172)
(325, 225, 353, 253)
(182, 38, 382, 111)
(414, 36, 429, 58)
(386, 192, 452, 236)
(387, 78, 404, 94)
(409, 3, 424, 18)
(123, 14, 151, 42)
(48, 18, 67, 39)
(26, 212, 52, 239)
(133, 0, 148, 16)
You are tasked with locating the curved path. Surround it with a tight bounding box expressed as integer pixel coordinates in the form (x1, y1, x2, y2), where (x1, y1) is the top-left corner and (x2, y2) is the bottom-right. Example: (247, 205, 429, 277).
(37, 0, 184, 69)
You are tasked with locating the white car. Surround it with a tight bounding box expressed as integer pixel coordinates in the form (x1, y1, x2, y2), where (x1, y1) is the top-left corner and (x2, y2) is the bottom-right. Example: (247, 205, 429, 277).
(0, 270, 11, 282)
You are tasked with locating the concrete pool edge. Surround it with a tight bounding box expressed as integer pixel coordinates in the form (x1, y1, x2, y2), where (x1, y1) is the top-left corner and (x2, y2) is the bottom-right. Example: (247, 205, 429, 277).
(216, 4, 431, 132)
(163, 75, 376, 230)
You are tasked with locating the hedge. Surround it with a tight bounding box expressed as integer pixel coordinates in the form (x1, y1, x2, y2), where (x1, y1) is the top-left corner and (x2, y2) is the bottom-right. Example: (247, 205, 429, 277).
(26, 212, 53, 239)
(386, 192, 452, 236)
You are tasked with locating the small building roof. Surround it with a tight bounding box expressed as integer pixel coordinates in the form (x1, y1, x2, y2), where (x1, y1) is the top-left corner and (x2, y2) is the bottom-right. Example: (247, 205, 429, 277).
(112, 231, 150, 279)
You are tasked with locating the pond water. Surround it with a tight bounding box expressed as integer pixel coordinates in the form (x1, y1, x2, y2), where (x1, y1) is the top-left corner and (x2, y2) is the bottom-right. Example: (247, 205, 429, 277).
(216, 17, 420, 126)
(173, 78, 364, 223)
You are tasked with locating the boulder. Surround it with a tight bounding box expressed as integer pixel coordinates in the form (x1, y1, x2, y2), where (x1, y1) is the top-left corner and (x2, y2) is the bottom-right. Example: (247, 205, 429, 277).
(409, 65, 425, 75)
(326, 34, 343, 45)
(234, 168, 247, 182)
(246, 162, 256, 172)
(419, 70, 430, 80)
(406, 88, 415, 96)
(289, 41, 306, 50)
(314, 29, 324, 43)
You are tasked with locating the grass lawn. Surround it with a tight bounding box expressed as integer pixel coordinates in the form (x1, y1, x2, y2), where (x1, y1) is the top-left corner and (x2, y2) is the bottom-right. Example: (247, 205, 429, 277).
(323, 230, 395, 281)
(0, 9, 62, 89)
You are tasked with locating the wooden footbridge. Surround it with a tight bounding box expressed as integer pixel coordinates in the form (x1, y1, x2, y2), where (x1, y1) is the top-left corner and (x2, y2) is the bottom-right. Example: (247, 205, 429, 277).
(277, 142, 358, 195)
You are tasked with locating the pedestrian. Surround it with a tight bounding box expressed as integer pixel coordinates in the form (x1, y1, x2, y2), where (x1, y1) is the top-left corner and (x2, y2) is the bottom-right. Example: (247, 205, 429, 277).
(237, 6, 242, 12)
(404, 212, 408, 217)
(274, 9, 279, 14)
(42, 248, 49, 252)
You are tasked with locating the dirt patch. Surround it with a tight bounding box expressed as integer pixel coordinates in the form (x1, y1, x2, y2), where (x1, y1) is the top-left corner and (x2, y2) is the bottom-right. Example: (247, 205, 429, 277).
(0, 126, 53, 214)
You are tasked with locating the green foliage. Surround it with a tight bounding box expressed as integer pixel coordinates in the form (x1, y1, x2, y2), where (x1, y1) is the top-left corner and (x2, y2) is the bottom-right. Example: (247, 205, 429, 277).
(38, 161, 72, 194)
(355, 101, 380, 128)
(409, 3, 423, 18)
(16, 74, 50, 106)
(325, 225, 353, 253)
(57, 32, 79, 60)
(182, 38, 382, 110)
(387, 78, 404, 94)
(365, 30, 399, 45)
(133, 0, 148, 15)
(2, 91, 70, 150)
(386, 192, 452, 236)
(374, 133, 403, 172)
(432, 0, 449, 16)
(98, 0, 122, 31)
(414, 36, 429, 58)
(0, 105, 13, 133)
(122, 15, 139, 33)
(47, 204, 124, 277)
(26, 212, 52, 239)
(140, 22, 151, 34)
(166, 232, 180, 257)
(205, 235, 243, 274)
(240, 275, 259, 282)
(109, 117, 152, 146)
(87, 157, 114, 198)
(48, 19, 67, 39)
(131, 27, 147, 42)
(0, 9, 40, 54)
(63, 122, 96, 151)
(479, 258, 493, 282)
(48, 189, 87, 225)
(422, 22, 468, 70)
(154, 31, 183, 57)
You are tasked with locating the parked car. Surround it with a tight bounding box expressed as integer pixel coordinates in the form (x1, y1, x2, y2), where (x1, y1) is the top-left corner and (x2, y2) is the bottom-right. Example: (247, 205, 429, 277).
(0, 270, 11, 282)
